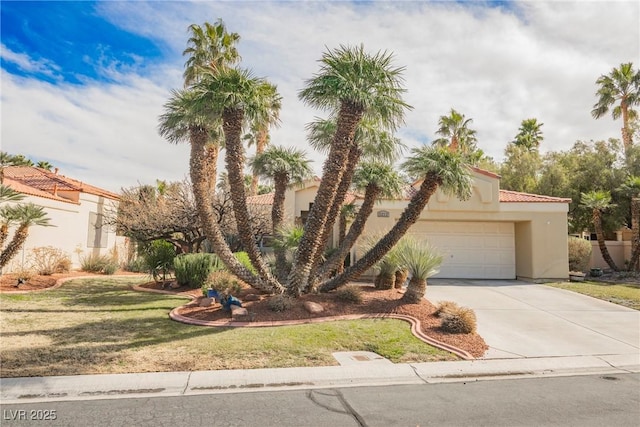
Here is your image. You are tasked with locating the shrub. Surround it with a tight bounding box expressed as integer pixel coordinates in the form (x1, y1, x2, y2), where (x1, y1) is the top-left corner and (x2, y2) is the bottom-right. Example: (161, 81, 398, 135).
(174, 253, 223, 288)
(124, 257, 146, 273)
(268, 294, 294, 312)
(28, 246, 71, 275)
(440, 306, 477, 334)
(203, 270, 243, 297)
(434, 300, 460, 317)
(80, 254, 119, 275)
(234, 252, 256, 273)
(568, 237, 592, 272)
(335, 285, 363, 304)
(141, 240, 176, 281)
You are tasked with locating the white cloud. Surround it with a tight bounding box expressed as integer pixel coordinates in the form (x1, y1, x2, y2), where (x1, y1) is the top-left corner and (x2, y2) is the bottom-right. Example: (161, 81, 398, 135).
(0, 43, 61, 78)
(2, 1, 639, 193)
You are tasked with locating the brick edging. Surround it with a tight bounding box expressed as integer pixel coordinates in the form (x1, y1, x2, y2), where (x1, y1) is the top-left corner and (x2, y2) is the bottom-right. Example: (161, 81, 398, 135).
(133, 285, 474, 361)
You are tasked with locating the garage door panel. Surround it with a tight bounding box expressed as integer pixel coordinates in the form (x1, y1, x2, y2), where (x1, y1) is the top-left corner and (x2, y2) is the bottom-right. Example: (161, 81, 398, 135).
(409, 221, 515, 279)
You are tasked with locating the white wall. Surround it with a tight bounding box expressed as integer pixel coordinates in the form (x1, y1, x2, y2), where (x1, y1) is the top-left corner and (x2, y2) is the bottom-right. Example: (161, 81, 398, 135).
(1, 193, 127, 273)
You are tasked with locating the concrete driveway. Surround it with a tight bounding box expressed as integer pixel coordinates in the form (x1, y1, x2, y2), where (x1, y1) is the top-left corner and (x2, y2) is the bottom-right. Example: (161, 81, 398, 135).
(426, 279, 640, 360)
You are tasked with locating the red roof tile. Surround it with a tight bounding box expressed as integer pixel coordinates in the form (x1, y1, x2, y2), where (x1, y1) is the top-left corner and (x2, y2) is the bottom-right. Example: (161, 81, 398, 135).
(499, 190, 571, 203)
(2, 166, 119, 201)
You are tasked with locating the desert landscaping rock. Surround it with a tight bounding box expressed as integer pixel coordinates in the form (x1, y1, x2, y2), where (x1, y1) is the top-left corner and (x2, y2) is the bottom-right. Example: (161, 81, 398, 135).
(304, 301, 324, 314)
(199, 297, 213, 307)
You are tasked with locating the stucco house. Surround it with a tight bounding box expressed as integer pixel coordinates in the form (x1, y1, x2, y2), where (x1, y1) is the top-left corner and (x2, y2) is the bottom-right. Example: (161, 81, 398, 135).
(250, 168, 571, 281)
(1, 166, 127, 273)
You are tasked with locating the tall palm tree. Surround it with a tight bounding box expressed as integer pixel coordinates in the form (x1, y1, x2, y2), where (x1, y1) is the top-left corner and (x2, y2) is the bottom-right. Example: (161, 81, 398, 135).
(397, 237, 443, 303)
(512, 118, 544, 152)
(250, 145, 312, 280)
(0, 204, 52, 268)
(432, 108, 478, 156)
(321, 146, 472, 292)
(158, 88, 277, 293)
(244, 82, 282, 196)
(292, 44, 410, 293)
(318, 161, 404, 278)
(190, 67, 282, 291)
(581, 191, 618, 271)
(183, 20, 242, 192)
(592, 62, 640, 159)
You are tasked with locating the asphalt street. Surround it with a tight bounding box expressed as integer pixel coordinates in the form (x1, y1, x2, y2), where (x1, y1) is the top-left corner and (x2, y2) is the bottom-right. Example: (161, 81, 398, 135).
(2, 373, 639, 427)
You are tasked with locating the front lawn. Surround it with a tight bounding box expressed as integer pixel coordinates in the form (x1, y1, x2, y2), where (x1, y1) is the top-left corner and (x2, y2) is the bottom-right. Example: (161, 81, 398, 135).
(546, 281, 640, 310)
(0, 277, 455, 378)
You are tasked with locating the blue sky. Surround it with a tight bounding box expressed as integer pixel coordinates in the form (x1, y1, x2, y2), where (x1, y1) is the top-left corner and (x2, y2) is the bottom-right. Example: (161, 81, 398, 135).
(1, 1, 639, 192)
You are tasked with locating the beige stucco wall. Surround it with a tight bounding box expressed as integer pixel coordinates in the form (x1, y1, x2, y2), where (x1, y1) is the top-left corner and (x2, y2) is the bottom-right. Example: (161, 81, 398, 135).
(588, 241, 633, 270)
(283, 171, 570, 280)
(1, 193, 126, 273)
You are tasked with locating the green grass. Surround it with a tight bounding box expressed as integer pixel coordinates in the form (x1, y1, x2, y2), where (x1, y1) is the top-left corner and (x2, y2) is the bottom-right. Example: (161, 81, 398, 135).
(547, 281, 640, 310)
(0, 277, 455, 378)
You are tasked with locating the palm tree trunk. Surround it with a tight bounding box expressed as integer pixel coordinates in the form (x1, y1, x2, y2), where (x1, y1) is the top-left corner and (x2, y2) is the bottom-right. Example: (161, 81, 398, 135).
(0, 224, 28, 268)
(320, 173, 441, 292)
(250, 127, 269, 196)
(318, 184, 380, 278)
(0, 224, 8, 248)
(593, 209, 618, 271)
(272, 174, 288, 281)
(630, 197, 640, 271)
(621, 102, 632, 162)
(307, 143, 362, 290)
(188, 127, 279, 293)
(222, 108, 282, 290)
(288, 102, 363, 293)
(402, 277, 426, 303)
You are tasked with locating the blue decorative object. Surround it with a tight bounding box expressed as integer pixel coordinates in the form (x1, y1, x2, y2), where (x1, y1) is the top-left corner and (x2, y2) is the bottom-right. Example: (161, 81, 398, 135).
(220, 295, 242, 311)
(207, 289, 219, 299)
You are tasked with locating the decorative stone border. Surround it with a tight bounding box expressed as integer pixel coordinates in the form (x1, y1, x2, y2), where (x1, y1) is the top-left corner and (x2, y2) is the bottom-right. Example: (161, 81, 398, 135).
(134, 284, 474, 361)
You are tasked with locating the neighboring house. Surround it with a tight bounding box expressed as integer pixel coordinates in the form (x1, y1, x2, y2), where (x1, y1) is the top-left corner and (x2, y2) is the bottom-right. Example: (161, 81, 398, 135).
(1, 166, 127, 273)
(249, 168, 571, 281)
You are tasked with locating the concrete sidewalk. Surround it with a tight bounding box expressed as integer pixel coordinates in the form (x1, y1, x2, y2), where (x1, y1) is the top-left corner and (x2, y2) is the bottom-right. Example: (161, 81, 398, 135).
(2, 354, 639, 404)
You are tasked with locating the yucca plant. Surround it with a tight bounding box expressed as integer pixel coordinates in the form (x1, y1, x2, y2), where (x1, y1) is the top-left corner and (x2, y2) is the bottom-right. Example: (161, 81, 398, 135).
(397, 237, 443, 303)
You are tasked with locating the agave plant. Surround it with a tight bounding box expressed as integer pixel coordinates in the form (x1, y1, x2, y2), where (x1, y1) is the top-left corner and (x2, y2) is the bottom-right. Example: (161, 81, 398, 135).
(397, 237, 443, 303)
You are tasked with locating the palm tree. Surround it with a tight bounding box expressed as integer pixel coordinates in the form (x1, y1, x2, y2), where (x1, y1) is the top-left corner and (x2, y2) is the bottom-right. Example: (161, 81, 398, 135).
(244, 82, 282, 196)
(189, 67, 283, 290)
(318, 161, 404, 278)
(35, 161, 54, 171)
(581, 191, 618, 271)
(321, 146, 472, 292)
(397, 237, 443, 303)
(183, 20, 241, 192)
(0, 185, 26, 247)
(592, 62, 640, 159)
(158, 88, 276, 293)
(432, 108, 479, 156)
(292, 44, 410, 293)
(250, 146, 312, 279)
(512, 118, 544, 152)
(0, 204, 52, 268)
(619, 176, 640, 270)
(183, 20, 241, 86)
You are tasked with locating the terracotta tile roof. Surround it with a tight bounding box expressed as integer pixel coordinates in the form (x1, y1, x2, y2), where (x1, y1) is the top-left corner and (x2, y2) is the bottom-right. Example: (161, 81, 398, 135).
(247, 193, 274, 205)
(2, 176, 78, 204)
(247, 191, 357, 206)
(2, 166, 119, 201)
(499, 190, 571, 203)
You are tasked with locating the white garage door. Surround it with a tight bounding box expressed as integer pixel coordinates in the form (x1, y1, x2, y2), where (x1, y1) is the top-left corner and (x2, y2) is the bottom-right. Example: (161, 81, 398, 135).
(409, 221, 515, 279)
